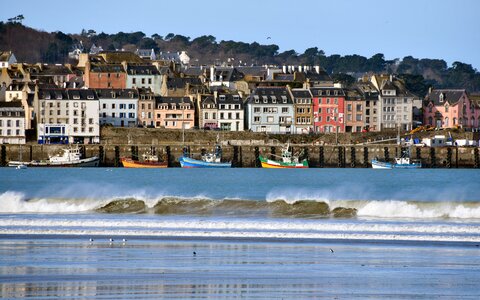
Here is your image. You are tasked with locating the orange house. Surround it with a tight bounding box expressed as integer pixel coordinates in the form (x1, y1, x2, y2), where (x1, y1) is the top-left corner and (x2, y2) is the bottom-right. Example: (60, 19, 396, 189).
(154, 96, 195, 130)
(84, 62, 126, 89)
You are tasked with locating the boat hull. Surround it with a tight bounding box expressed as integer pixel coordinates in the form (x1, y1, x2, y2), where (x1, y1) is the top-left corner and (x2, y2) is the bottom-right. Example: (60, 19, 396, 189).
(371, 159, 421, 169)
(179, 156, 231, 168)
(121, 158, 168, 168)
(8, 156, 100, 167)
(259, 156, 309, 169)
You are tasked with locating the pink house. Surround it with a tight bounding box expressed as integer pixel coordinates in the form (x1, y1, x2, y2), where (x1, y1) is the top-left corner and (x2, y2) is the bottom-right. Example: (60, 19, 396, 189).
(423, 89, 479, 129)
(154, 96, 195, 130)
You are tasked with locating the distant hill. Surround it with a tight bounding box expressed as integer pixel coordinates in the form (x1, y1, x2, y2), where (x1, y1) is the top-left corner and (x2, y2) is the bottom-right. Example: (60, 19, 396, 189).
(1, 22, 479, 94)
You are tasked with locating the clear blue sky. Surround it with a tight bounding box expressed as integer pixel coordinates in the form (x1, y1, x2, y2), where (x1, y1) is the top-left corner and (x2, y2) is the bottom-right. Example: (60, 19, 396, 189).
(2, 0, 479, 69)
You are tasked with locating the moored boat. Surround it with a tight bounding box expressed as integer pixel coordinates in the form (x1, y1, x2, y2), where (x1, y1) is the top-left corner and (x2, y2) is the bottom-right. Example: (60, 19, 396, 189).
(179, 145, 231, 168)
(259, 143, 308, 168)
(121, 152, 167, 168)
(371, 149, 421, 169)
(8, 146, 99, 167)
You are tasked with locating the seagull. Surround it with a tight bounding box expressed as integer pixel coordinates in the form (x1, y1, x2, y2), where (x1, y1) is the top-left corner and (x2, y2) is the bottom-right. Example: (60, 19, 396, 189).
(330, 248, 334, 253)
(193, 251, 197, 256)
(267, 37, 271, 39)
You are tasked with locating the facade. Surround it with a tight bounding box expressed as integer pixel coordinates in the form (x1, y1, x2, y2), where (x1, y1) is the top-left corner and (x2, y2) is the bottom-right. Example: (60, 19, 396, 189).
(311, 87, 345, 133)
(371, 75, 417, 131)
(208, 67, 244, 91)
(344, 88, 365, 133)
(154, 96, 194, 130)
(357, 81, 380, 132)
(36, 89, 100, 144)
(247, 87, 294, 133)
(290, 88, 313, 134)
(0, 102, 25, 144)
(97, 89, 139, 127)
(84, 62, 127, 89)
(199, 95, 217, 129)
(137, 88, 156, 127)
(423, 89, 478, 129)
(125, 64, 162, 94)
(217, 92, 244, 131)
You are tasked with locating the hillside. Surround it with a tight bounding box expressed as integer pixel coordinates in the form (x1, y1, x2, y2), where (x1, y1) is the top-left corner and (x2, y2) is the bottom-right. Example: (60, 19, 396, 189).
(1, 22, 480, 94)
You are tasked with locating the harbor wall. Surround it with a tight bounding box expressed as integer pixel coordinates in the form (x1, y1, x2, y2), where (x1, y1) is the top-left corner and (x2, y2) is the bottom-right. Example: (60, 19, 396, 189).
(2, 143, 479, 168)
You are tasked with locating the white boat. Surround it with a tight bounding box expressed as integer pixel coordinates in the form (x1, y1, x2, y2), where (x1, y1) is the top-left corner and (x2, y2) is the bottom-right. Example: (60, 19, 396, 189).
(8, 146, 99, 167)
(179, 145, 231, 168)
(371, 149, 421, 169)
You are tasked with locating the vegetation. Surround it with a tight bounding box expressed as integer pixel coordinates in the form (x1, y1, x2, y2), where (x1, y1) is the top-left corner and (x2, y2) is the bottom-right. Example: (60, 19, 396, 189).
(1, 22, 480, 94)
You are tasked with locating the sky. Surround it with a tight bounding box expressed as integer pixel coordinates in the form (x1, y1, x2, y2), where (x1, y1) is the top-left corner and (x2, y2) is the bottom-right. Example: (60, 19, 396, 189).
(2, 0, 479, 69)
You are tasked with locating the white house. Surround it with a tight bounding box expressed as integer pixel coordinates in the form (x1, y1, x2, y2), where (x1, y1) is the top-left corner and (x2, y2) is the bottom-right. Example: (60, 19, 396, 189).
(36, 89, 100, 144)
(124, 64, 162, 95)
(97, 88, 139, 127)
(216, 92, 244, 131)
(0, 102, 25, 144)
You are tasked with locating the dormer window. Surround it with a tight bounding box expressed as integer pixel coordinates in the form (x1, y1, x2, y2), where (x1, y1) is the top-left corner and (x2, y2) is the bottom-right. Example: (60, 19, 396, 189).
(254, 96, 259, 103)
(73, 94, 80, 100)
(271, 96, 277, 103)
(219, 95, 226, 101)
(439, 93, 444, 102)
(281, 95, 287, 103)
(262, 96, 268, 103)
(87, 94, 95, 100)
(233, 95, 239, 101)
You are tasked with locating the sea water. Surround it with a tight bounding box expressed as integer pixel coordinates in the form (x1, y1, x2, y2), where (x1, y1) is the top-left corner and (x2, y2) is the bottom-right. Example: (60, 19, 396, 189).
(1, 168, 480, 299)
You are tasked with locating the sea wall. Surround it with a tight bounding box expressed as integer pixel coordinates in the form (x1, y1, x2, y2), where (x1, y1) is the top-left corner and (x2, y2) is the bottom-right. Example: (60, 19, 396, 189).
(2, 143, 479, 168)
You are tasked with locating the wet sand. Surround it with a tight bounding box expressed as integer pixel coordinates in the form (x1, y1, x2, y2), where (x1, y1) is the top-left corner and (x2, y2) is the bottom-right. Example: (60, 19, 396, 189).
(1, 235, 479, 299)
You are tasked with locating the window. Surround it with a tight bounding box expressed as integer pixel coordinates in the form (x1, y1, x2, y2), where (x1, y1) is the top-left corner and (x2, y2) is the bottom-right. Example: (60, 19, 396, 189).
(254, 107, 260, 113)
(148, 78, 152, 84)
(205, 112, 209, 119)
(112, 113, 116, 118)
(112, 104, 116, 109)
(120, 113, 126, 118)
(267, 116, 274, 123)
(220, 113, 224, 119)
(347, 104, 352, 111)
(132, 78, 136, 84)
(356, 104, 362, 112)
(129, 113, 135, 118)
(282, 107, 288, 113)
(356, 115, 362, 121)
(89, 118, 93, 124)
(102, 103, 107, 109)
(102, 112, 106, 118)
(128, 104, 135, 109)
(254, 116, 260, 123)
(236, 113, 240, 119)
(73, 118, 78, 124)
(16, 129, 20, 136)
(16, 120, 20, 127)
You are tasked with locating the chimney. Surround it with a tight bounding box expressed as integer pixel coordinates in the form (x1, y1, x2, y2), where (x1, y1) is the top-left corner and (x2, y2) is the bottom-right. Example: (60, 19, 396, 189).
(214, 90, 218, 100)
(298, 66, 302, 72)
(210, 66, 215, 82)
(315, 65, 320, 73)
(282, 65, 287, 73)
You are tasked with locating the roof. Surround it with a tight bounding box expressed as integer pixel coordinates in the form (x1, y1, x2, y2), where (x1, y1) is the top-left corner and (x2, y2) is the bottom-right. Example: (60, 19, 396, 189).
(98, 51, 145, 64)
(210, 67, 244, 82)
(167, 77, 202, 89)
(34, 64, 73, 76)
(237, 66, 268, 77)
(0, 101, 23, 109)
(305, 70, 332, 82)
(158, 52, 180, 62)
(90, 64, 126, 73)
(310, 87, 345, 97)
(425, 89, 467, 106)
(183, 67, 205, 77)
(39, 88, 98, 101)
(249, 87, 293, 104)
(291, 89, 312, 98)
(95, 88, 139, 99)
(155, 96, 192, 106)
(0, 51, 13, 62)
(217, 93, 244, 106)
(126, 65, 160, 76)
(344, 88, 364, 101)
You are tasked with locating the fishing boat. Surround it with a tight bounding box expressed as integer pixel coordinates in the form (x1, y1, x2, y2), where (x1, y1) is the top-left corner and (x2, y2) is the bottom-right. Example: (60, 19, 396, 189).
(259, 143, 309, 168)
(371, 149, 421, 169)
(179, 145, 231, 168)
(121, 151, 168, 168)
(8, 145, 99, 167)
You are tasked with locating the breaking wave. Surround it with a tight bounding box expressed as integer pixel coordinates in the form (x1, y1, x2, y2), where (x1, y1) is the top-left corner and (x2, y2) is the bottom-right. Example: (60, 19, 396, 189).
(1, 191, 480, 219)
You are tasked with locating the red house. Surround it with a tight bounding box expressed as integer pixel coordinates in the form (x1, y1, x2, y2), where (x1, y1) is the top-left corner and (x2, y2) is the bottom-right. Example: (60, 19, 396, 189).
(311, 87, 345, 133)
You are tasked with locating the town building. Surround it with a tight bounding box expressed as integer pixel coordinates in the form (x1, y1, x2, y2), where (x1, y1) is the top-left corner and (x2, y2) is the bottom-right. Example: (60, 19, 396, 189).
(137, 88, 156, 127)
(216, 92, 244, 131)
(246, 87, 294, 133)
(124, 64, 162, 94)
(0, 51, 17, 69)
(36, 88, 100, 144)
(96, 89, 139, 127)
(356, 81, 380, 132)
(198, 94, 217, 129)
(423, 89, 478, 129)
(154, 96, 194, 130)
(311, 87, 345, 133)
(290, 88, 313, 134)
(0, 101, 25, 144)
(344, 87, 365, 133)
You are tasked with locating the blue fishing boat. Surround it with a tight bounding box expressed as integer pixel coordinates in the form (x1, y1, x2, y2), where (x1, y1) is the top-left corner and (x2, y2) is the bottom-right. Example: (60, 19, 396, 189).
(179, 145, 232, 168)
(371, 148, 421, 169)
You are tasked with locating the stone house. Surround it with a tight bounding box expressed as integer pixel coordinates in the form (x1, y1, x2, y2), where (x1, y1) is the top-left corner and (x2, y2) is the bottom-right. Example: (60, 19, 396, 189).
(0, 101, 25, 144)
(96, 89, 139, 127)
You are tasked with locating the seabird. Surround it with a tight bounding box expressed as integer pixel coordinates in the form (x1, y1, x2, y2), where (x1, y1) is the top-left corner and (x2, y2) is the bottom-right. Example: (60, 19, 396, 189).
(109, 238, 114, 242)
(193, 251, 197, 256)
(330, 248, 334, 253)
(122, 238, 127, 242)
(89, 238, 94, 242)
(267, 37, 271, 39)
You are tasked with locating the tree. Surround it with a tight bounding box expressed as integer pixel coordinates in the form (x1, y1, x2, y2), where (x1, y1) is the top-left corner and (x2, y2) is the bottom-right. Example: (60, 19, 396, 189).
(164, 33, 175, 41)
(367, 53, 386, 72)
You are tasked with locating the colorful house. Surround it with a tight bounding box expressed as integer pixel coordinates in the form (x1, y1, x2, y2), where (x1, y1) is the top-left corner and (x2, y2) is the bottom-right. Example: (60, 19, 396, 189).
(154, 96, 194, 130)
(311, 87, 345, 133)
(423, 89, 478, 129)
